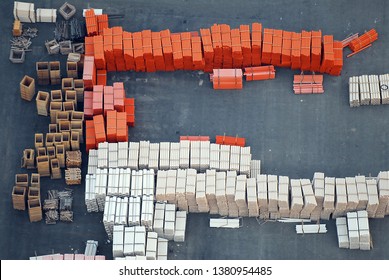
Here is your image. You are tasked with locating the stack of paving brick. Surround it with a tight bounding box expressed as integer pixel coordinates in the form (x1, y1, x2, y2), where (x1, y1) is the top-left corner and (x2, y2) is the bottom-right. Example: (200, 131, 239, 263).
(196, 173, 209, 212)
(200, 28, 214, 72)
(310, 172, 325, 221)
(300, 179, 317, 219)
(293, 74, 324, 94)
(349, 29, 378, 53)
(226, 171, 239, 217)
(205, 170, 218, 214)
(93, 35, 106, 70)
(113, 27, 126, 71)
(247, 177, 259, 217)
(346, 211, 371, 250)
(379, 74, 389, 104)
(267, 175, 279, 219)
(349, 76, 360, 107)
(244, 66, 275, 81)
(83, 56, 96, 90)
(97, 14, 109, 35)
(377, 171, 389, 218)
(104, 28, 116, 72)
(85, 9, 99, 36)
(257, 175, 268, 219)
(290, 179, 303, 218)
(278, 176, 290, 218)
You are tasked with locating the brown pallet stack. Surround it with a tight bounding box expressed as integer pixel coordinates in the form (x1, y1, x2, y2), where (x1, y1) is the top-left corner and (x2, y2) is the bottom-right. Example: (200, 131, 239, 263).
(36, 91, 50, 116)
(36, 155, 50, 177)
(63, 101, 75, 112)
(73, 79, 84, 101)
(28, 187, 40, 200)
(20, 75, 35, 101)
(53, 133, 63, 147)
(70, 131, 80, 151)
(50, 102, 62, 124)
(66, 61, 78, 78)
(21, 149, 35, 169)
(61, 131, 71, 151)
(66, 150, 82, 168)
(56, 145, 66, 168)
(71, 111, 84, 122)
(49, 61, 61, 85)
(15, 174, 28, 187)
(36, 62, 50, 85)
(50, 158, 62, 179)
(45, 133, 54, 147)
(12, 186, 26, 210)
(65, 168, 81, 185)
(28, 198, 42, 222)
(30, 173, 40, 188)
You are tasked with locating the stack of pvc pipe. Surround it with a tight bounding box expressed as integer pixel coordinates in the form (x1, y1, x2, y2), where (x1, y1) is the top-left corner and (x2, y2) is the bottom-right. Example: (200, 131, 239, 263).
(257, 174, 269, 219)
(336, 217, 350, 249)
(166, 170, 177, 204)
(196, 173, 209, 212)
(148, 143, 160, 170)
(379, 74, 389, 104)
(14, 1, 35, 23)
(179, 140, 190, 169)
(250, 159, 261, 180)
(87, 149, 98, 174)
(226, 171, 238, 217)
(278, 176, 290, 218)
(210, 143, 220, 170)
(97, 142, 108, 168)
(118, 142, 128, 167)
(333, 178, 347, 218)
(369, 75, 381, 105)
(186, 169, 197, 212)
(176, 169, 188, 211)
(310, 172, 324, 221)
(170, 142, 180, 169)
(128, 142, 139, 170)
(141, 195, 154, 230)
(290, 179, 303, 219)
(358, 75, 370, 105)
(107, 168, 119, 196)
(321, 177, 335, 220)
(118, 168, 131, 197)
(190, 141, 200, 170)
(146, 232, 158, 260)
(138, 141, 150, 169)
(300, 179, 317, 219)
(205, 170, 218, 214)
(268, 175, 279, 219)
(174, 211, 187, 242)
(215, 171, 228, 216)
(247, 178, 259, 217)
(366, 179, 379, 218)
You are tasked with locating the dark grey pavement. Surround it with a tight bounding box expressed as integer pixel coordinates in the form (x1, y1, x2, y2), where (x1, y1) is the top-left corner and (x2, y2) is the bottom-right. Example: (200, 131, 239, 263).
(0, 0, 389, 260)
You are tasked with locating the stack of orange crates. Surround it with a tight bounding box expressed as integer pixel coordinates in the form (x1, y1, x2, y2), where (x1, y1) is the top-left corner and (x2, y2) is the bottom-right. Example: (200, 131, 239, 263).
(97, 14, 109, 35)
(116, 112, 128, 142)
(240, 25, 251, 67)
(171, 33, 184, 70)
(291, 32, 301, 70)
(85, 9, 98, 37)
(142, 30, 155, 72)
(152, 32, 165, 71)
(103, 86, 114, 115)
(125, 98, 135, 127)
(215, 135, 246, 147)
(93, 114, 106, 144)
(271, 29, 282, 66)
(113, 82, 125, 112)
(93, 35, 106, 69)
(191, 33, 204, 71)
(244, 66, 276, 81)
(85, 37, 94, 56)
(261, 28, 273, 65)
(300, 30, 311, 71)
(180, 136, 210, 141)
(103, 28, 116, 72)
(211, 24, 223, 69)
(319, 35, 334, 73)
(83, 56, 96, 90)
(231, 29, 243, 68)
(106, 110, 117, 142)
(310, 30, 322, 72)
(221, 24, 232, 68)
(133, 32, 146, 72)
(181, 32, 193, 71)
(161, 29, 174, 71)
(281, 31, 292, 67)
(200, 28, 214, 72)
(293, 74, 324, 94)
(97, 70, 107, 86)
(85, 120, 96, 152)
(113, 27, 126, 71)
(329, 41, 343, 76)
(251, 23, 262, 66)
(212, 69, 243, 90)
(93, 85, 103, 115)
(84, 91, 93, 119)
(349, 29, 378, 52)
(123, 31, 135, 71)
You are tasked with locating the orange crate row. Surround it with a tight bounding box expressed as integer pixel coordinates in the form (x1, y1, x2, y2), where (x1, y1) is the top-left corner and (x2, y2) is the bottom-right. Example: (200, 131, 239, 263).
(349, 29, 378, 52)
(293, 74, 324, 94)
(215, 135, 246, 147)
(212, 69, 243, 90)
(125, 98, 135, 127)
(244, 66, 275, 81)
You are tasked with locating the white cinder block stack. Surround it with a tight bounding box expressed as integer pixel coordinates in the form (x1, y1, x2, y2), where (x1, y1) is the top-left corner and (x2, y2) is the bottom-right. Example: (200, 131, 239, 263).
(369, 75, 381, 105)
(200, 141, 210, 171)
(141, 195, 154, 230)
(333, 178, 348, 218)
(226, 171, 238, 217)
(85, 174, 98, 212)
(358, 75, 370, 105)
(157, 238, 168, 260)
(153, 203, 165, 237)
(118, 142, 128, 168)
(159, 142, 170, 170)
(190, 141, 200, 170)
(229, 146, 240, 172)
(209, 218, 240, 228)
(357, 210, 371, 250)
(268, 175, 279, 219)
(174, 211, 187, 242)
(196, 173, 209, 212)
(14, 1, 35, 23)
(148, 143, 160, 170)
(206, 169, 218, 214)
(179, 140, 190, 169)
(103, 196, 116, 239)
(142, 169, 155, 196)
(112, 225, 124, 258)
(97, 142, 108, 168)
(257, 175, 269, 219)
(310, 172, 324, 221)
(321, 177, 335, 220)
(134, 226, 146, 256)
(219, 145, 231, 171)
(347, 212, 360, 249)
(170, 142, 180, 169)
(95, 168, 108, 211)
(300, 179, 317, 219)
(146, 232, 158, 260)
(349, 76, 360, 107)
(176, 169, 188, 211)
(139, 141, 150, 169)
(131, 170, 143, 197)
(210, 143, 220, 170)
(278, 176, 289, 218)
(216, 171, 228, 216)
(124, 227, 135, 256)
(166, 170, 177, 204)
(235, 175, 248, 217)
(108, 143, 118, 168)
(118, 168, 131, 197)
(247, 177, 259, 217)
(186, 169, 198, 213)
(377, 171, 389, 218)
(164, 204, 176, 240)
(295, 224, 327, 234)
(117, 197, 129, 226)
(345, 177, 359, 212)
(128, 196, 141, 226)
(36, 8, 57, 22)
(290, 179, 303, 219)
(156, 170, 167, 201)
(87, 149, 98, 174)
(336, 217, 349, 249)
(250, 160, 261, 180)
(107, 168, 120, 196)
(128, 142, 139, 170)
(366, 179, 379, 218)
(379, 73, 389, 104)
(239, 147, 251, 176)
(114, 198, 122, 226)
(356, 175, 368, 210)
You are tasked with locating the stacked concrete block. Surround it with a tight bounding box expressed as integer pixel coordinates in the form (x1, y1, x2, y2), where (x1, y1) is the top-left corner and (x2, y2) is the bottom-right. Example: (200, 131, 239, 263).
(290, 179, 303, 219)
(186, 169, 198, 212)
(14, 1, 35, 23)
(200, 141, 210, 171)
(366, 179, 379, 218)
(321, 177, 335, 220)
(346, 177, 359, 212)
(97, 142, 108, 168)
(268, 175, 279, 219)
(196, 173, 209, 212)
(219, 145, 231, 171)
(169, 142, 180, 169)
(114, 197, 128, 226)
(295, 224, 327, 234)
(250, 160, 261, 180)
(139, 141, 150, 169)
(300, 179, 317, 219)
(229, 146, 240, 172)
(347, 212, 360, 249)
(95, 168, 108, 211)
(216, 171, 228, 216)
(333, 178, 348, 218)
(107, 168, 119, 196)
(257, 174, 269, 219)
(236, 175, 248, 217)
(153, 203, 165, 237)
(311, 172, 324, 221)
(226, 171, 238, 217)
(142, 169, 155, 196)
(356, 175, 368, 210)
(379, 73, 389, 104)
(87, 149, 98, 174)
(179, 140, 190, 169)
(36, 8, 57, 23)
(141, 195, 154, 230)
(146, 232, 158, 260)
(239, 147, 251, 176)
(358, 75, 370, 105)
(174, 211, 187, 242)
(206, 169, 218, 214)
(156, 170, 167, 201)
(278, 176, 290, 218)
(176, 169, 188, 211)
(131, 170, 143, 197)
(134, 226, 147, 256)
(349, 76, 360, 107)
(124, 227, 135, 256)
(166, 170, 177, 204)
(148, 143, 160, 170)
(247, 177, 259, 217)
(377, 171, 389, 218)
(128, 142, 139, 170)
(159, 142, 170, 170)
(357, 210, 371, 250)
(128, 196, 141, 226)
(369, 75, 381, 105)
(112, 225, 124, 258)
(164, 204, 176, 240)
(118, 142, 128, 168)
(210, 143, 220, 170)
(103, 196, 116, 238)
(190, 141, 200, 170)
(118, 168, 131, 197)
(85, 174, 98, 212)
(157, 238, 168, 260)
(336, 217, 349, 249)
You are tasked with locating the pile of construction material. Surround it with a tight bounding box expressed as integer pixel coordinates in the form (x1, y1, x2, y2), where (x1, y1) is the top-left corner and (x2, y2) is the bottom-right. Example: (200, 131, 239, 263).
(43, 189, 74, 224)
(349, 74, 389, 107)
(293, 74, 324, 94)
(13, 1, 35, 23)
(30, 254, 105, 260)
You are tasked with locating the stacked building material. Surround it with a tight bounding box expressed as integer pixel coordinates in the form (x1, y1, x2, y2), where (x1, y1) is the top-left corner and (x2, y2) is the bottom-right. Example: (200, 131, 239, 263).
(300, 179, 317, 219)
(333, 178, 348, 218)
(296, 224, 327, 234)
(13, 1, 35, 23)
(20, 75, 35, 101)
(195, 173, 208, 212)
(176, 169, 188, 211)
(290, 179, 303, 219)
(65, 168, 81, 185)
(244, 66, 275, 81)
(174, 211, 187, 242)
(376, 171, 389, 218)
(267, 175, 279, 219)
(216, 135, 246, 147)
(355, 175, 368, 210)
(247, 177, 259, 217)
(166, 170, 177, 204)
(215, 171, 228, 216)
(164, 204, 176, 240)
(211, 69, 243, 90)
(146, 232, 158, 260)
(277, 176, 290, 218)
(83, 56, 96, 90)
(349, 76, 360, 107)
(346, 177, 359, 212)
(310, 172, 325, 221)
(349, 29, 378, 53)
(336, 217, 350, 248)
(293, 74, 324, 94)
(85, 174, 98, 212)
(205, 170, 217, 214)
(141, 195, 154, 230)
(179, 140, 190, 169)
(235, 175, 248, 217)
(226, 171, 238, 217)
(257, 175, 268, 219)
(369, 75, 381, 105)
(321, 177, 335, 220)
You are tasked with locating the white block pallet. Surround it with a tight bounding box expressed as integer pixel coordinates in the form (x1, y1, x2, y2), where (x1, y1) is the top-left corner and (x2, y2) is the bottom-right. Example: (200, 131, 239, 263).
(128, 142, 140, 170)
(333, 178, 348, 218)
(117, 142, 128, 168)
(267, 175, 278, 216)
(146, 232, 158, 260)
(128, 196, 141, 226)
(206, 169, 218, 214)
(36, 8, 57, 23)
(164, 204, 176, 240)
(131, 170, 143, 197)
(210, 143, 220, 170)
(349, 76, 360, 107)
(219, 145, 231, 172)
(236, 175, 248, 217)
(107, 168, 119, 196)
(103, 196, 117, 239)
(134, 226, 146, 256)
(196, 173, 209, 213)
(139, 141, 150, 169)
(229, 145, 240, 172)
(142, 169, 155, 196)
(290, 179, 303, 219)
(379, 73, 389, 104)
(179, 140, 190, 169)
(336, 217, 349, 249)
(278, 176, 289, 218)
(369, 75, 381, 105)
(170, 142, 180, 170)
(112, 225, 124, 258)
(216, 171, 228, 216)
(153, 203, 165, 237)
(377, 171, 389, 218)
(209, 218, 240, 228)
(87, 149, 98, 175)
(190, 141, 200, 170)
(366, 179, 379, 218)
(124, 227, 135, 256)
(141, 195, 154, 230)
(358, 75, 370, 105)
(355, 175, 368, 210)
(157, 238, 168, 260)
(200, 141, 210, 171)
(95, 168, 108, 211)
(166, 170, 177, 204)
(85, 174, 98, 212)
(321, 177, 335, 220)
(118, 168, 131, 197)
(156, 170, 167, 201)
(148, 143, 160, 170)
(108, 143, 118, 168)
(226, 171, 238, 217)
(347, 212, 360, 249)
(295, 224, 327, 234)
(186, 169, 198, 212)
(14, 1, 35, 23)
(97, 142, 108, 168)
(311, 172, 324, 221)
(174, 211, 187, 242)
(115, 197, 129, 226)
(346, 177, 359, 212)
(176, 169, 188, 211)
(300, 179, 317, 219)
(239, 147, 251, 176)
(250, 160, 261, 180)
(247, 177, 259, 217)
(159, 142, 170, 170)
(257, 175, 269, 219)
(357, 210, 371, 250)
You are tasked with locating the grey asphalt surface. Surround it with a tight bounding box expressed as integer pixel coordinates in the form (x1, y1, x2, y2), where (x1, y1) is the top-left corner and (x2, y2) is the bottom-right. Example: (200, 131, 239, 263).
(0, 0, 388, 260)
